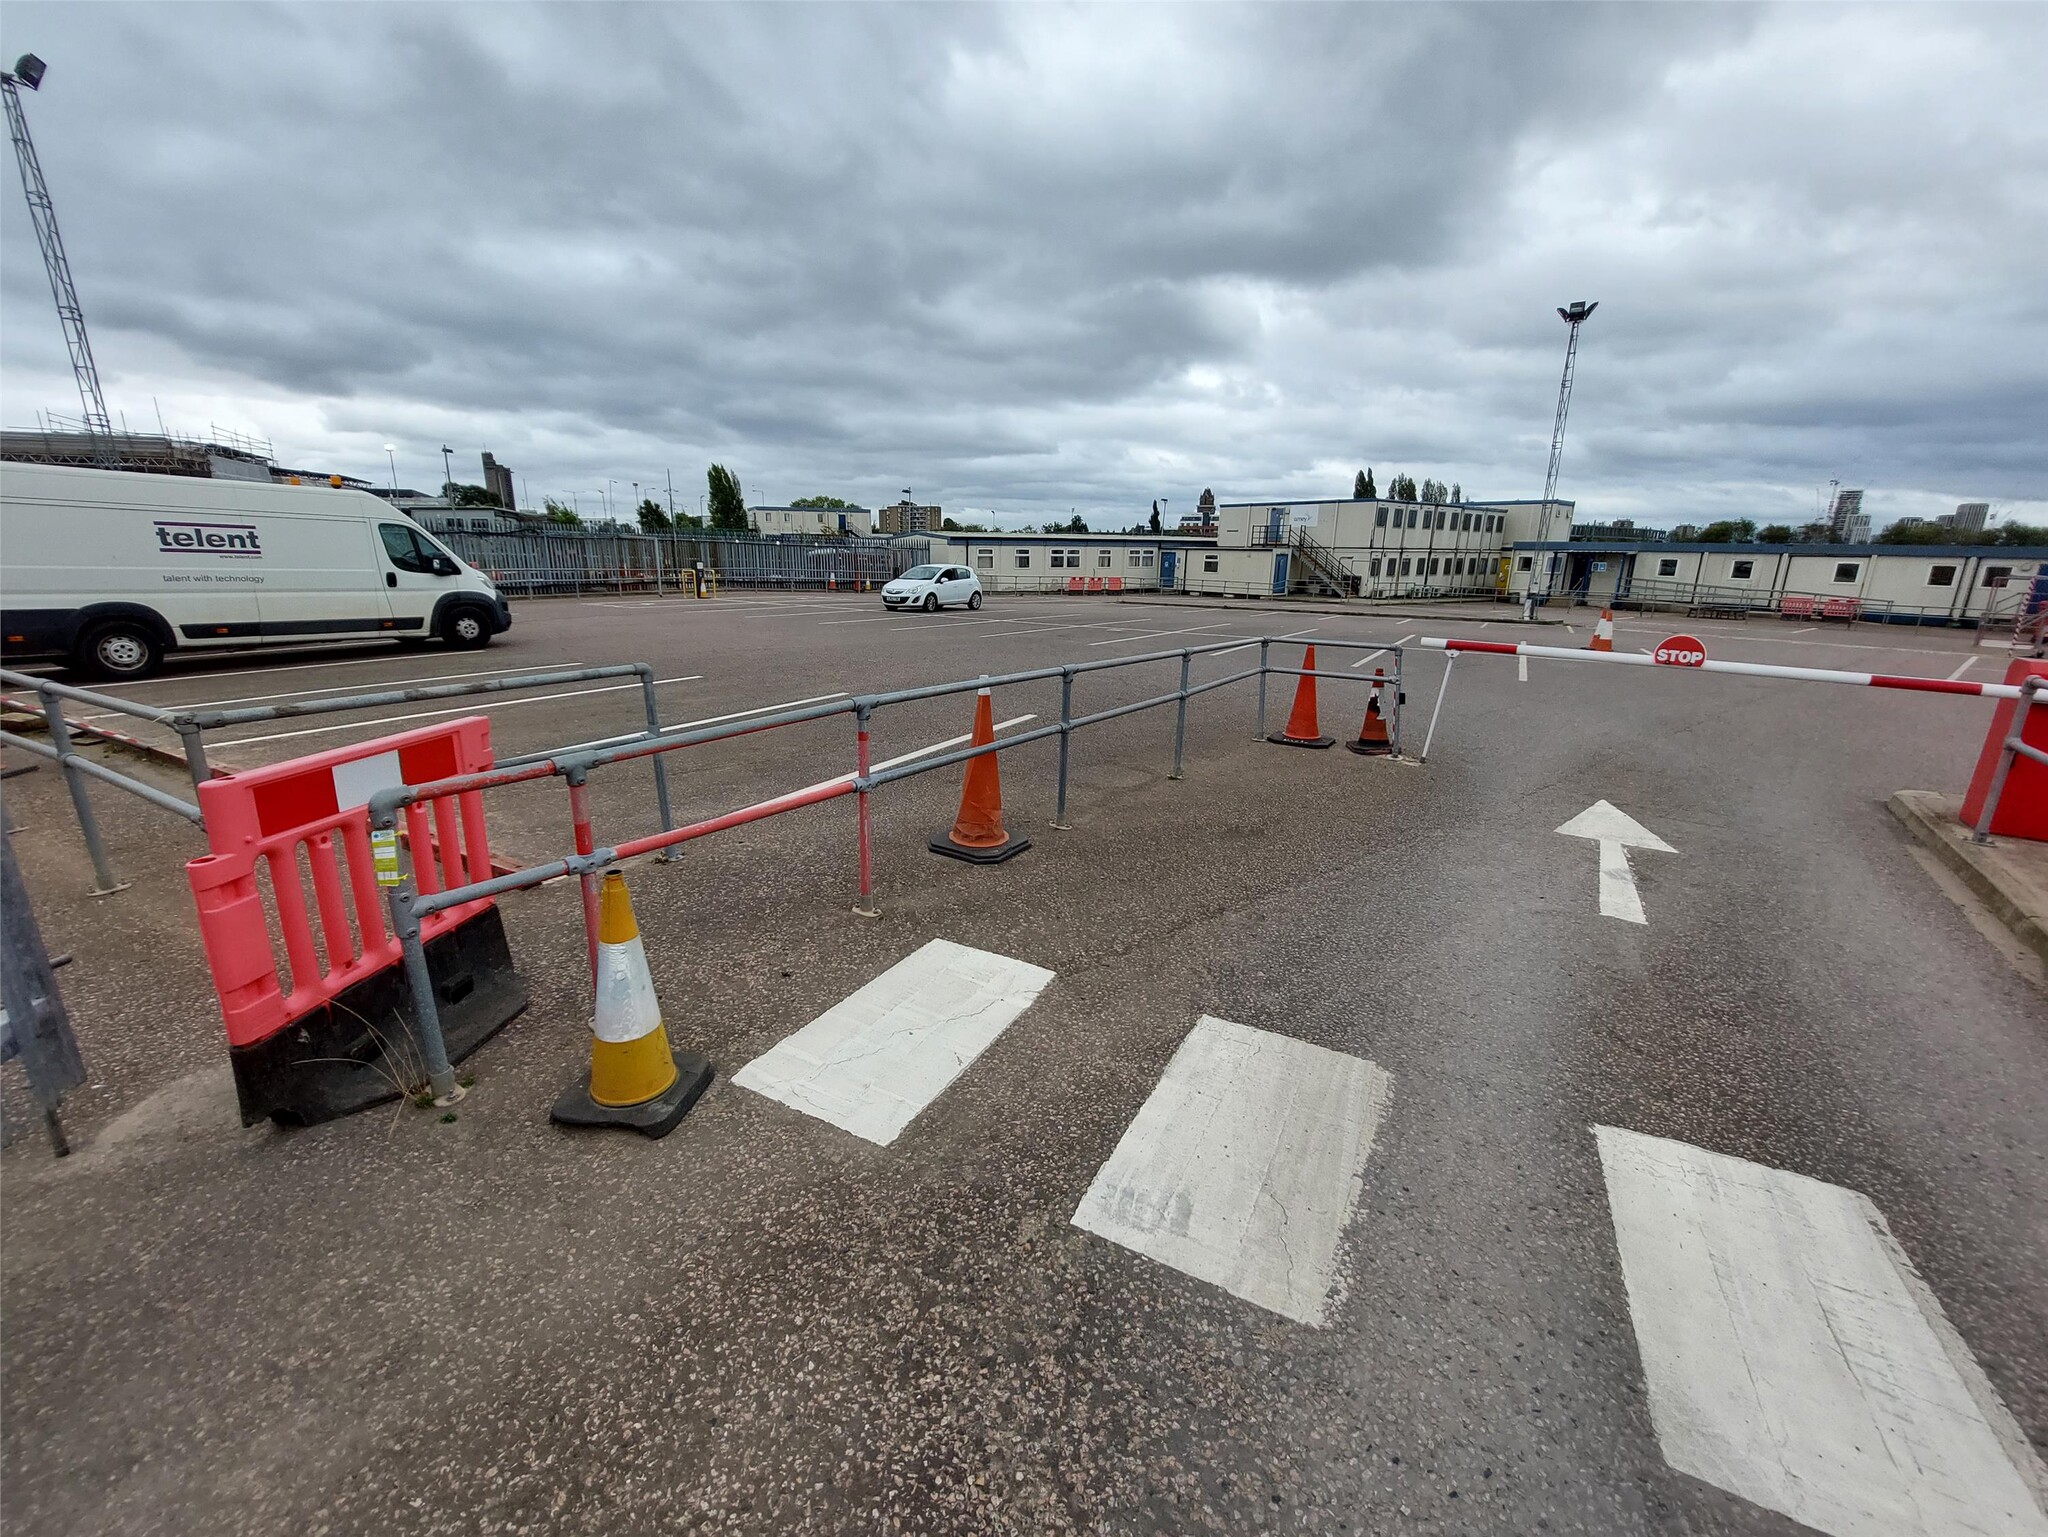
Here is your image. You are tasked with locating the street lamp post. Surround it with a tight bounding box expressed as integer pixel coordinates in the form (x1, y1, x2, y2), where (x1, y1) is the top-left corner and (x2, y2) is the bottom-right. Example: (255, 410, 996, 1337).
(383, 443, 399, 491)
(1527, 300, 1597, 619)
(440, 445, 454, 506)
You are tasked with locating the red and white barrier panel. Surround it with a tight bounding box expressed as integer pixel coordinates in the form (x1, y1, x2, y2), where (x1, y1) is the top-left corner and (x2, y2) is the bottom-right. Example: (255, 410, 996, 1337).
(1420, 633, 2031, 700)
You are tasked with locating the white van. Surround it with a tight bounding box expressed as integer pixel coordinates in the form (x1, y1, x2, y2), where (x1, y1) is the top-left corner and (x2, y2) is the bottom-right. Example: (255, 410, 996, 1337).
(0, 462, 511, 679)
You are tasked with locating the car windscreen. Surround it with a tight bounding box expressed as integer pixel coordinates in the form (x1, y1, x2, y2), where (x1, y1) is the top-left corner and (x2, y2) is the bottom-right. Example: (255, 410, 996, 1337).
(902, 565, 942, 580)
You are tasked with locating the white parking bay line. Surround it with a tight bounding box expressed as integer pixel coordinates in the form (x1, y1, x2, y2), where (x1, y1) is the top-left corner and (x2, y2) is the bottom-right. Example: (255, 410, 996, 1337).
(1947, 655, 1977, 682)
(1351, 634, 1415, 668)
(731, 938, 1055, 1146)
(86, 660, 576, 720)
(1072, 1017, 1392, 1326)
(215, 677, 704, 747)
(1595, 1126, 2048, 1537)
(1518, 654, 1529, 683)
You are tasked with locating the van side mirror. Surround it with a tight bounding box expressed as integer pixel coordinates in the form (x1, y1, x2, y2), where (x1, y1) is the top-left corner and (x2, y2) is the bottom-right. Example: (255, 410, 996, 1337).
(430, 555, 457, 576)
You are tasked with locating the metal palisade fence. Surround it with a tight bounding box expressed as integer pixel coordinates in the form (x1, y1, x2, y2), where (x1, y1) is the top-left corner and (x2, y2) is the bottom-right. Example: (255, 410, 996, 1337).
(436, 528, 918, 598)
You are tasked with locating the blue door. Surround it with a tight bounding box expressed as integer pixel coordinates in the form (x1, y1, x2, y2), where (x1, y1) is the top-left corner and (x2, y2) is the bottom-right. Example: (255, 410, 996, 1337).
(1271, 552, 1290, 594)
(1266, 509, 1285, 544)
(1159, 548, 1178, 590)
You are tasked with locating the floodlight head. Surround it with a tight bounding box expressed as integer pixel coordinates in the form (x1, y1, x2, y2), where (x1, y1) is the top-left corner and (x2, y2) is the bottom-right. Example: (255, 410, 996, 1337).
(1558, 300, 1598, 325)
(13, 54, 46, 90)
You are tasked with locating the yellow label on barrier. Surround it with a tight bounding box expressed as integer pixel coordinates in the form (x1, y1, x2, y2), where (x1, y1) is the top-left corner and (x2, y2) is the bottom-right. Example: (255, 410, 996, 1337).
(371, 827, 401, 886)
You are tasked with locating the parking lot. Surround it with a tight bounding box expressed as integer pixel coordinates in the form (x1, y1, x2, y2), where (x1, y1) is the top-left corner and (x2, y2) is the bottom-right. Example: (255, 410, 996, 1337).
(4, 591, 2045, 1536)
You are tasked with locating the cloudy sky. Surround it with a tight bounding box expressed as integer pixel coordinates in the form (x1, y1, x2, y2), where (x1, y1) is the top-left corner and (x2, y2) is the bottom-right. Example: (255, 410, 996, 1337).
(3, 3, 2043, 531)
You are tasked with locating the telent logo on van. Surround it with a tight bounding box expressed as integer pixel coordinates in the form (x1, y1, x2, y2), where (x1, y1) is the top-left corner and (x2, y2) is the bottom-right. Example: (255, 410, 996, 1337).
(155, 520, 262, 556)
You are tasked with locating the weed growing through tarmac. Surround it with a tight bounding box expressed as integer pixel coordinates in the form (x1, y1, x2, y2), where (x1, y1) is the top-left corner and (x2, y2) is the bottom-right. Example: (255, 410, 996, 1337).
(294, 1001, 443, 1131)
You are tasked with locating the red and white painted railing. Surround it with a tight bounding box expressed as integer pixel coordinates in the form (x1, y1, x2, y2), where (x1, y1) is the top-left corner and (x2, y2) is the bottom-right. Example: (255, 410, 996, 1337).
(1419, 635, 2034, 700)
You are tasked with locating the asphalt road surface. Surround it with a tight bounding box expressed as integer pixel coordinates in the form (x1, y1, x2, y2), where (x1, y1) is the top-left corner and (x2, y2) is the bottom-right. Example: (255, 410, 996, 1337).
(3, 593, 2043, 1536)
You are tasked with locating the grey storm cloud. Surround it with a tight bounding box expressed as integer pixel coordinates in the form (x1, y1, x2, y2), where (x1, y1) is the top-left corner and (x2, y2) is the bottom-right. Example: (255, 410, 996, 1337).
(1, 2, 2043, 528)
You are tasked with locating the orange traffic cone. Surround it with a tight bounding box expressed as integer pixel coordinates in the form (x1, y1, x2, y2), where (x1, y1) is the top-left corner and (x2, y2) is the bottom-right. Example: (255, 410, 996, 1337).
(1348, 668, 1395, 755)
(551, 872, 714, 1138)
(1587, 608, 1615, 652)
(829, 572, 837, 592)
(930, 684, 1031, 863)
(1268, 645, 1335, 749)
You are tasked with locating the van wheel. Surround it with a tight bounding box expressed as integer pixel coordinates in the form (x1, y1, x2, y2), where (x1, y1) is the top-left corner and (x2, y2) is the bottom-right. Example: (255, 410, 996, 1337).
(74, 620, 164, 681)
(440, 605, 493, 649)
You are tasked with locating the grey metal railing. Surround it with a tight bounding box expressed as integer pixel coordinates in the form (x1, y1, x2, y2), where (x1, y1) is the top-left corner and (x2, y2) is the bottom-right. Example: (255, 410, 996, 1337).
(363, 637, 1412, 1101)
(0, 663, 684, 892)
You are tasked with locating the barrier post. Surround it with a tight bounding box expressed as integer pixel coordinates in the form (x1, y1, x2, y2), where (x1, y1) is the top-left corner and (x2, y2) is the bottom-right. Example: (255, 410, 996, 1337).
(369, 802, 462, 1107)
(853, 703, 879, 917)
(1053, 668, 1074, 830)
(386, 879, 460, 1106)
(1419, 654, 1456, 763)
(174, 720, 211, 792)
(36, 686, 125, 896)
(1391, 648, 1405, 758)
(1170, 649, 1191, 780)
(567, 768, 600, 985)
(636, 665, 677, 861)
(1256, 640, 1271, 739)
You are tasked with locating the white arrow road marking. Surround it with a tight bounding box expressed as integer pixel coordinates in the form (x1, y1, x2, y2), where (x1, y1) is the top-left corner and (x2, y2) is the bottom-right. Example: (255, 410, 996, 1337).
(1556, 800, 1675, 924)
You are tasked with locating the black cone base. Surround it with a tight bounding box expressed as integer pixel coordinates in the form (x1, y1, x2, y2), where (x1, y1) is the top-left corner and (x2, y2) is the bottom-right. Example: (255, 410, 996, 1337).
(1267, 733, 1335, 749)
(929, 834, 1032, 864)
(1348, 738, 1393, 756)
(551, 1049, 714, 1140)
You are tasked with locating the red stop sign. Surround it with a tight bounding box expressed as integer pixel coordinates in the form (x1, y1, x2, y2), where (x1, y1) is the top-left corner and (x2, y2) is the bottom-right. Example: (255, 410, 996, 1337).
(1653, 634, 1708, 667)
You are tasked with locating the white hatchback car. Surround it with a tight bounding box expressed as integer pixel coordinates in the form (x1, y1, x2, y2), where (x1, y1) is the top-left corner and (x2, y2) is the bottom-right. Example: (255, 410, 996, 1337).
(881, 563, 983, 612)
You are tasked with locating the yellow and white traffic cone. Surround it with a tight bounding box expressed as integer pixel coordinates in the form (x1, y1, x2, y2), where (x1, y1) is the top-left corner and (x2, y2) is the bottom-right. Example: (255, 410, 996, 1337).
(550, 872, 713, 1138)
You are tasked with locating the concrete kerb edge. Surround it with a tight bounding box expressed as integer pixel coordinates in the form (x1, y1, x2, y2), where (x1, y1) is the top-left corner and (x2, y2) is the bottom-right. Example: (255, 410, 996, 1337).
(1887, 789, 2048, 968)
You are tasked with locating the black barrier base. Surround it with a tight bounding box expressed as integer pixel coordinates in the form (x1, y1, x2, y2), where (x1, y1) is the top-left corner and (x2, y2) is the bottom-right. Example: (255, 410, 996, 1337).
(928, 834, 1032, 864)
(230, 906, 528, 1128)
(551, 1049, 715, 1140)
(1347, 739, 1394, 756)
(1267, 733, 1336, 749)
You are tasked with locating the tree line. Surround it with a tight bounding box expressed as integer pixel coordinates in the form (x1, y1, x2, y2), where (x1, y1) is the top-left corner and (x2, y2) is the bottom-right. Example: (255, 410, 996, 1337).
(1352, 469, 1461, 503)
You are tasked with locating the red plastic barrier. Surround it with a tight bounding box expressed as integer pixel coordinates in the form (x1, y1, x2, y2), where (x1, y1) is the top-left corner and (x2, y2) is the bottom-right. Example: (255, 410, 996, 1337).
(1065, 577, 1083, 594)
(186, 717, 497, 1049)
(1961, 659, 2048, 840)
(1107, 576, 1124, 593)
(1086, 577, 1107, 593)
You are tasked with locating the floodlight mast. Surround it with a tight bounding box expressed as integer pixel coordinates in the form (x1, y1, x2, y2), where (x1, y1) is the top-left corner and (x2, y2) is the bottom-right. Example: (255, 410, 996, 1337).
(1526, 299, 1596, 616)
(2, 53, 115, 439)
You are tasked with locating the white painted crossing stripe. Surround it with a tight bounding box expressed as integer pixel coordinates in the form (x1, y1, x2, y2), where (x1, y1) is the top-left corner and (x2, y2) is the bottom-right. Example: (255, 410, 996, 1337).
(1072, 1017, 1391, 1326)
(731, 938, 1054, 1146)
(215, 676, 704, 747)
(1946, 655, 1977, 682)
(1518, 653, 1529, 683)
(1595, 1127, 2048, 1537)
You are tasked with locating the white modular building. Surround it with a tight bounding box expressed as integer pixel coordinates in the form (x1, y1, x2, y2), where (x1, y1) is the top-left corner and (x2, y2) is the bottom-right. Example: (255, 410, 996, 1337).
(749, 504, 875, 537)
(1179, 497, 1573, 599)
(1507, 540, 2047, 626)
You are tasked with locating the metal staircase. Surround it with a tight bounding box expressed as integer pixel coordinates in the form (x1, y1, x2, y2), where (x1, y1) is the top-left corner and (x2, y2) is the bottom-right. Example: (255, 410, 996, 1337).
(1287, 528, 1360, 598)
